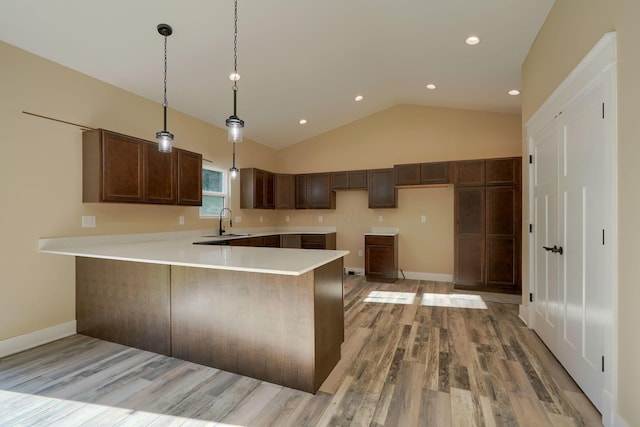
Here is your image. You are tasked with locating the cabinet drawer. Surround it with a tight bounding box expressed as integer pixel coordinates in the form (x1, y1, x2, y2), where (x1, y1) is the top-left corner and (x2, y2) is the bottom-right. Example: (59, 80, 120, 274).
(301, 234, 326, 244)
(365, 235, 394, 246)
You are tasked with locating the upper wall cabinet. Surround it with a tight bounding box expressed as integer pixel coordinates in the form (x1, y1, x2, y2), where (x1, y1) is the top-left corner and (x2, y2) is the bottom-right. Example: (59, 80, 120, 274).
(332, 170, 368, 190)
(83, 129, 202, 206)
(454, 158, 521, 187)
(368, 168, 397, 208)
(454, 160, 486, 186)
(275, 174, 295, 209)
(296, 173, 335, 209)
(176, 149, 203, 206)
(394, 162, 452, 186)
(240, 168, 275, 209)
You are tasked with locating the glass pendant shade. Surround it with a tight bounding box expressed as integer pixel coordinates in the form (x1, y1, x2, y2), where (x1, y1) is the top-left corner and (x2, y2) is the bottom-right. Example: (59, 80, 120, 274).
(229, 166, 239, 179)
(156, 130, 174, 153)
(226, 116, 244, 143)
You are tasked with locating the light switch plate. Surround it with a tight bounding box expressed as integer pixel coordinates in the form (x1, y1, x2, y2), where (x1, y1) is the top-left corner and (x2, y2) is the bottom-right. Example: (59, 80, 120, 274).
(285, 215, 290, 222)
(378, 215, 383, 222)
(318, 215, 323, 223)
(421, 215, 426, 223)
(179, 216, 185, 225)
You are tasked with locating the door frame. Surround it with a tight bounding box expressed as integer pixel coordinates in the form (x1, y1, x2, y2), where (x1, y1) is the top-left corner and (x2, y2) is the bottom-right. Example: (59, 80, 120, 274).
(525, 32, 617, 424)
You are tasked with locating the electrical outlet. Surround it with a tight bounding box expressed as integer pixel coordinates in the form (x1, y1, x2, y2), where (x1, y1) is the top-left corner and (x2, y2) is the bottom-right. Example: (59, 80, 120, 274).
(318, 215, 323, 223)
(378, 215, 383, 222)
(358, 249, 363, 257)
(235, 216, 242, 223)
(285, 215, 290, 222)
(421, 215, 426, 223)
(179, 215, 184, 225)
(259, 216, 263, 223)
(81, 215, 96, 228)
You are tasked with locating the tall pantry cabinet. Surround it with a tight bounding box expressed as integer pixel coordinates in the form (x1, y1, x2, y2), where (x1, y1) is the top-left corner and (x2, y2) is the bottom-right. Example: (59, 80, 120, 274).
(453, 157, 521, 294)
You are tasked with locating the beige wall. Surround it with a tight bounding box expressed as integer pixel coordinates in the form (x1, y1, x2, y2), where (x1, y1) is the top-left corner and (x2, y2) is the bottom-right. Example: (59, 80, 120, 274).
(521, 0, 639, 424)
(0, 40, 278, 341)
(275, 104, 521, 274)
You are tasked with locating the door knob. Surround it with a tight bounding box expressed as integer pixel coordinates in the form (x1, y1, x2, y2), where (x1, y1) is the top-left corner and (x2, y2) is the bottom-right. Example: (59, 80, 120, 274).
(543, 245, 563, 255)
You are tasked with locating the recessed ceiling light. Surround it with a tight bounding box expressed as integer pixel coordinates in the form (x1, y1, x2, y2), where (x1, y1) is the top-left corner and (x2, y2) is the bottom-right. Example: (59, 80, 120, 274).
(426, 84, 436, 90)
(299, 119, 307, 125)
(508, 89, 521, 96)
(354, 95, 364, 102)
(465, 35, 480, 46)
(229, 72, 241, 81)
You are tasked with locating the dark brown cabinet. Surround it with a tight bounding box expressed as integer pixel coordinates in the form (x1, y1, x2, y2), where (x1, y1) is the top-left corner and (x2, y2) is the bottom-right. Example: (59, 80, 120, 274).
(240, 168, 275, 209)
(332, 170, 367, 190)
(368, 168, 397, 208)
(420, 162, 451, 184)
(176, 149, 203, 206)
(295, 173, 335, 209)
(143, 143, 176, 204)
(83, 129, 202, 206)
(453, 157, 521, 294)
(394, 162, 451, 186)
(301, 233, 336, 250)
(275, 174, 295, 209)
(454, 160, 485, 186)
(365, 234, 398, 282)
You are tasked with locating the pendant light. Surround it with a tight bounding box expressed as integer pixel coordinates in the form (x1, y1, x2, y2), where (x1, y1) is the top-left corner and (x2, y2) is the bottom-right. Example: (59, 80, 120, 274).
(225, 0, 244, 144)
(229, 142, 239, 179)
(156, 23, 174, 153)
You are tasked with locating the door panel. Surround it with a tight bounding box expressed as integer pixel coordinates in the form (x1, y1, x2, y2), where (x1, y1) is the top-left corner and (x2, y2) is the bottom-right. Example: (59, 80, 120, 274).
(557, 81, 605, 408)
(532, 119, 560, 353)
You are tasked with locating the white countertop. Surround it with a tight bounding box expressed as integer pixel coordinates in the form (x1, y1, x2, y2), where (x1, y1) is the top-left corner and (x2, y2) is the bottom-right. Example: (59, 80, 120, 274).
(38, 230, 347, 276)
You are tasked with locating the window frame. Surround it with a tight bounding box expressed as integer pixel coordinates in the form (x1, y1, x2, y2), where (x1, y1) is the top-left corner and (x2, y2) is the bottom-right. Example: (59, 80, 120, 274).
(199, 165, 228, 218)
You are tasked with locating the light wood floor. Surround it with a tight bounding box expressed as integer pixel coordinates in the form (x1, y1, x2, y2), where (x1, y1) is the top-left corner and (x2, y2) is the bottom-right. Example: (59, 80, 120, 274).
(0, 276, 602, 426)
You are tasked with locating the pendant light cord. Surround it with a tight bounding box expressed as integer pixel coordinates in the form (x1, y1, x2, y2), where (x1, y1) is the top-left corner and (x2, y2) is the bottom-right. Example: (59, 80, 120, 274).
(162, 33, 169, 131)
(231, 0, 239, 117)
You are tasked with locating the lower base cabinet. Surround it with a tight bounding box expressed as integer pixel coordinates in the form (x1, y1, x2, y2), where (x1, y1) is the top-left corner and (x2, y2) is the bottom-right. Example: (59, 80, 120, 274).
(364, 234, 398, 282)
(76, 256, 345, 393)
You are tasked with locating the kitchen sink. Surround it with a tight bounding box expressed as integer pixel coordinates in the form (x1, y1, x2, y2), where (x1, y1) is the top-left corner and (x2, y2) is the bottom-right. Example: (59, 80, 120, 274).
(200, 233, 252, 238)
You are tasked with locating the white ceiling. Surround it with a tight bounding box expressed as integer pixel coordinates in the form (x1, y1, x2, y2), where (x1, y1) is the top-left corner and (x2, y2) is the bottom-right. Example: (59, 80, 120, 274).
(0, 0, 554, 149)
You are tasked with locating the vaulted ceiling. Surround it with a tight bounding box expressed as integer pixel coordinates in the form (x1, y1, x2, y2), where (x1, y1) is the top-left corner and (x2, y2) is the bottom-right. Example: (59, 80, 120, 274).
(0, 0, 554, 149)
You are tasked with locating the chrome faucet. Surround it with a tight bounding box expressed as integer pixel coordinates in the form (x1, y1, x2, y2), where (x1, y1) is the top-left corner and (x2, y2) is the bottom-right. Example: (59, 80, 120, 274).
(219, 207, 232, 235)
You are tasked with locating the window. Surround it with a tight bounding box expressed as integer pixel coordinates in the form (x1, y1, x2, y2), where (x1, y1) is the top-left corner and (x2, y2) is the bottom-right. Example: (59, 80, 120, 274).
(199, 166, 227, 217)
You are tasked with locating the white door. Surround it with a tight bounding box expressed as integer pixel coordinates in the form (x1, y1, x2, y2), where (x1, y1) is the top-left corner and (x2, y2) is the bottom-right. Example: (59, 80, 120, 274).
(556, 80, 605, 409)
(531, 120, 560, 353)
(532, 79, 607, 411)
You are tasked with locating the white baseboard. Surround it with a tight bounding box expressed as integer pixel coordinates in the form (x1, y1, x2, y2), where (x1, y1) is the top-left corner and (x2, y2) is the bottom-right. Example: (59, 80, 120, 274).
(518, 304, 529, 326)
(0, 321, 76, 358)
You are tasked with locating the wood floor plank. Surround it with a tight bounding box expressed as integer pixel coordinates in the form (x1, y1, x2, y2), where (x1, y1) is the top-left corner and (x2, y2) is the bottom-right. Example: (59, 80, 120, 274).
(383, 361, 424, 427)
(0, 276, 603, 426)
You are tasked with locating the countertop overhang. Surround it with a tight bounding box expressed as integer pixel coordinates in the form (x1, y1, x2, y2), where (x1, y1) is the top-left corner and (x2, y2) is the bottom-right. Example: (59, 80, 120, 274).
(39, 230, 348, 276)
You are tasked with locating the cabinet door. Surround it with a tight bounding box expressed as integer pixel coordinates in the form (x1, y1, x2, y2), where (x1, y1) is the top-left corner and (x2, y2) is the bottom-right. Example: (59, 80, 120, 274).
(143, 143, 176, 204)
(254, 170, 266, 208)
(177, 149, 202, 206)
(485, 186, 520, 289)
(486, 157, 521, 186)
(263, 171, 275, 209)
(454, 187, 485, 285)
(275, 174, 295, 209)
(230, 236, 264, 247)
(101, 131, 144, 202)
(295, 175, 308, 209)
(307, 173, 335, 209)
(368, 169, 397, 208)
(421, 162, 451, 185)
(394, 164, 421, 186)
(301, 234, 326, 249)
(454, 160, 485, 186)
(332, 172, 349, 190)
(349, 170, 368, 189)
(365, 235, 397, 281)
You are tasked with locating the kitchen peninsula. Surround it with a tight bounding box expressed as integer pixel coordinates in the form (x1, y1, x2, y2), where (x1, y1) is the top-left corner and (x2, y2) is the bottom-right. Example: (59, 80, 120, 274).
(39, 231, 348, 393)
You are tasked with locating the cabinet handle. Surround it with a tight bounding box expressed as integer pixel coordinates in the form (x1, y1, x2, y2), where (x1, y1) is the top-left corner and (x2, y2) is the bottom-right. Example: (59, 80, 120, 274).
(542, 245, 563, 255)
